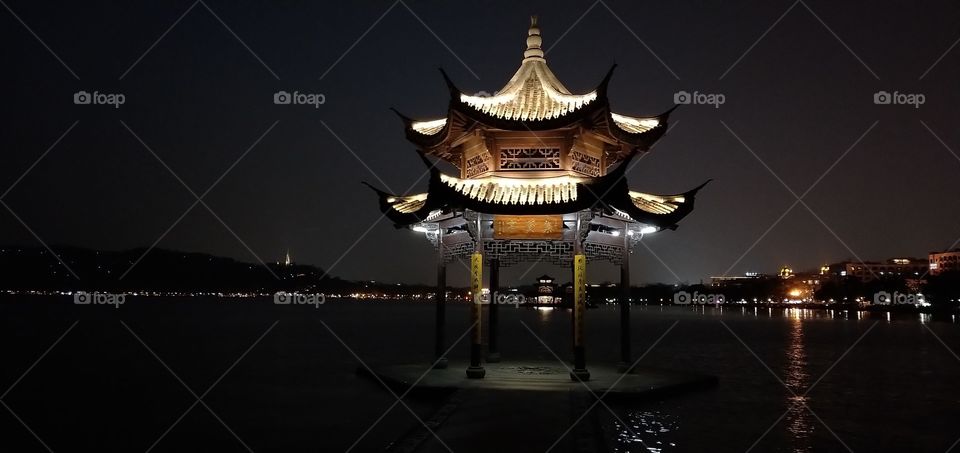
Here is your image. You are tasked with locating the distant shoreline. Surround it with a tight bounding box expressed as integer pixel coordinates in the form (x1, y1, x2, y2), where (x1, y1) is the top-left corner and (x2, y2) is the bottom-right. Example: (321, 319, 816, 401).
(3, 292, 958, 316)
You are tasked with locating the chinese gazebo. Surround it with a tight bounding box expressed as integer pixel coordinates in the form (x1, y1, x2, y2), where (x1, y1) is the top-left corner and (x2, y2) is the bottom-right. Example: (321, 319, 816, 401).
(367, 17, 708, 380)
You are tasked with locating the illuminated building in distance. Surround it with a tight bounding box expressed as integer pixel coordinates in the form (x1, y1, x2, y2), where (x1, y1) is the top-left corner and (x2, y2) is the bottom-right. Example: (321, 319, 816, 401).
(929, 249, 960, 276)
(823, 258, 927, 281)
(533, 274, 560, 305)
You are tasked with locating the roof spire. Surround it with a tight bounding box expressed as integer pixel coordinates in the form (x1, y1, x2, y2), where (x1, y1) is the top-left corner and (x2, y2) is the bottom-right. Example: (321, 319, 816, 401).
(524, 15, 544, 61)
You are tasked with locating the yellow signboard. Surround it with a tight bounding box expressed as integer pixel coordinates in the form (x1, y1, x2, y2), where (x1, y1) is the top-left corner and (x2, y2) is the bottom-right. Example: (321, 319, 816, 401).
(470, 252, 483, 343)
(493, 215, 563, 240)
(573, 254, 586, 346)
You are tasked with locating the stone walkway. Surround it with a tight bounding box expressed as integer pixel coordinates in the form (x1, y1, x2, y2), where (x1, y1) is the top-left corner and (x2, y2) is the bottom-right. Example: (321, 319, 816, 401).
(362, 361, 716, 400)
(359, 361, 717, 452)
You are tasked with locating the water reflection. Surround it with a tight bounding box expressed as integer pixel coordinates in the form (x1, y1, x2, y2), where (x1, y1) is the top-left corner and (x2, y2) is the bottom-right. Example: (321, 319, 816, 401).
(534, 306, 554, 321)
(693, 305, 960, 324)
(613, 410, 680, 452)
(785, 315, 813, 452)
(607, 305, 954, 451)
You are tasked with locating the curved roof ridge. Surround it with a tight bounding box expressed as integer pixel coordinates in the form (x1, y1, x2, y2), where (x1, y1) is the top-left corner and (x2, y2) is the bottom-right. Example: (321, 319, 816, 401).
(457, 19, 598, 122)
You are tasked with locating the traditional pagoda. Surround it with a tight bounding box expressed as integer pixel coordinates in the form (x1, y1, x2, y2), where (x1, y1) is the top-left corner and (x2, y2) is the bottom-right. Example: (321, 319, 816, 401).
(367, 17, 708, 380)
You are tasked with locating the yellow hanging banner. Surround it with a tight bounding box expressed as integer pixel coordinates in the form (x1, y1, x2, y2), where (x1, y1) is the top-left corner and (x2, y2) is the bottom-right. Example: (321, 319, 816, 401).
(470, 252, 483, 343)
(573, 253, 586, 346)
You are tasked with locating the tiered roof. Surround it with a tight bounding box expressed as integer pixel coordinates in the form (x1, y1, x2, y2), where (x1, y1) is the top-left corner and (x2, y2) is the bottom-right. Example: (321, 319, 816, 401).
(396, 17, 672, 166)
(369, 17, 709, 230)
(457, 20, 597, 123)
(366, 151, 709, 229)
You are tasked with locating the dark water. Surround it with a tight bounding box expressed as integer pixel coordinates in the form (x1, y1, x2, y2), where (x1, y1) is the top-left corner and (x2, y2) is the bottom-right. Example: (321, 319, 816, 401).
(0, 298, 958, 452)
(606, 306, 960, 453)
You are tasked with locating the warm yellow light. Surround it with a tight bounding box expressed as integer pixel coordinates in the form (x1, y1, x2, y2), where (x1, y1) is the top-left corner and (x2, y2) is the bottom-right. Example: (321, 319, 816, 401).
(788, 289, 802, 298)
(611, 113, 660, 134)
(443, 174, 582, 187)
(411, 118, 447, 135)
(388, 193, 429, 214)
(458, 59, 598, 121)
(628, 191, 683, 204)
(462, 90, 596, 110)
(611, 113, 659, 128)
(439, 173, 582, 205)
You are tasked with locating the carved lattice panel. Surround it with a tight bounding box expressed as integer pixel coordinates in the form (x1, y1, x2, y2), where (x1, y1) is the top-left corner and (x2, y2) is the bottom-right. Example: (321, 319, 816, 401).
(569, 150, 601, 177)
(437, 210, 630, 266)
(464, 152, 492, 178)
(483, 240, 575, 266)
(499, 148, 561, 170)
(584, 242, 627, 266)
(443, 241, 476, 263)
(476, 241, 629, 266)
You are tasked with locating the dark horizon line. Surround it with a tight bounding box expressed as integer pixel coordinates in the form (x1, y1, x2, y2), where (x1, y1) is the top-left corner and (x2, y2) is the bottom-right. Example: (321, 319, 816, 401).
(3, 243, 947, 288)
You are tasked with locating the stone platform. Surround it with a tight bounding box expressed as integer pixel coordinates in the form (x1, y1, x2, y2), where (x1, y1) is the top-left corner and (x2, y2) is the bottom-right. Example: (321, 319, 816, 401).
(358, 361, 717, 402)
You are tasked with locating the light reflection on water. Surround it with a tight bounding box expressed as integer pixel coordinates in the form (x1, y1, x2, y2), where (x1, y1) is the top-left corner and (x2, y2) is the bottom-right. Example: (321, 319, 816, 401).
(613, 410, 680, 452)
(534, 306, 555, 319)
(613, 305, 954, 451)
(785, 314, 813, 452)
(721, 305, 956, 323)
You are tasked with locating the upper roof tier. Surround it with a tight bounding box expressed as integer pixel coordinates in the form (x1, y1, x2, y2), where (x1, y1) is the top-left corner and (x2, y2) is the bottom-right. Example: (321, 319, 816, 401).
(459, 17, 598, 122)
(396, 16, 674, 167)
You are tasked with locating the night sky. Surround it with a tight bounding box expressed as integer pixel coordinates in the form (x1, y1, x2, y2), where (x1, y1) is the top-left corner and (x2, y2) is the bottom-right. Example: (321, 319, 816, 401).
(3, 1, 959, 286)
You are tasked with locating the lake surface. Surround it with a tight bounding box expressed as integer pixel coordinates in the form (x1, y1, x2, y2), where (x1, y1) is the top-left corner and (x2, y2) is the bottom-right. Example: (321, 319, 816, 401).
(1, 297, 958, 452)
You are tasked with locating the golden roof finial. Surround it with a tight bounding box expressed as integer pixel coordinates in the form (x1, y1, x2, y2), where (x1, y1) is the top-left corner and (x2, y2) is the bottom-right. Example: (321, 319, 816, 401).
(524, 15, 544, 60)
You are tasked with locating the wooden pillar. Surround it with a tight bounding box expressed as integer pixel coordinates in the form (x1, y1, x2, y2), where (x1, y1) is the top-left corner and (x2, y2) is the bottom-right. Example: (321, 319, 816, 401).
(487, 258, 501, 362)
(467, 251, 486, 378)
(433, 229, 448, 369)
(618, 228, 631, 372)
(571, 253, 589, 381)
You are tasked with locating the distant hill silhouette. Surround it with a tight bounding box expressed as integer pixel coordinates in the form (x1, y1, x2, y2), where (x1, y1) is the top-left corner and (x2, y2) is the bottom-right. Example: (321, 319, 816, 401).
(0, 246, 350, 293)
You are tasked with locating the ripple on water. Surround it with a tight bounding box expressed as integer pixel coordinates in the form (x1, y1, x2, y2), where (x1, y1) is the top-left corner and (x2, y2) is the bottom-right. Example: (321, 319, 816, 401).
(613, 410, 680, 452)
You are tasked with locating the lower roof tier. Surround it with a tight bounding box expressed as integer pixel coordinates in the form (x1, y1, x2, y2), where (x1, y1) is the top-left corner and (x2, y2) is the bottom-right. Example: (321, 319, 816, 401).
(365, 152, 709, 230)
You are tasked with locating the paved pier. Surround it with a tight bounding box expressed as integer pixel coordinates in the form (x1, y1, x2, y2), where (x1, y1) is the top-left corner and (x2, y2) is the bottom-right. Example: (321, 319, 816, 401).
(359, 361, 717, 452)
(361, 361, 716, 400)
